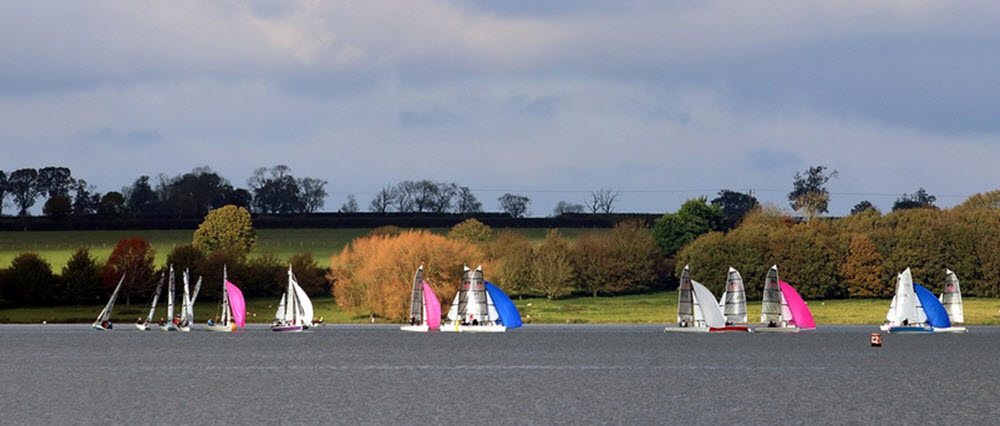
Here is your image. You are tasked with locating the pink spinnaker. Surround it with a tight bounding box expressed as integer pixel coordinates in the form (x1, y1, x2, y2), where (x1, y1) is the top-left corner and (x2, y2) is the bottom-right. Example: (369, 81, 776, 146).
(422, 281, 441, 330)
(225, 281, 247, 328)
(779, 281, 815, 329)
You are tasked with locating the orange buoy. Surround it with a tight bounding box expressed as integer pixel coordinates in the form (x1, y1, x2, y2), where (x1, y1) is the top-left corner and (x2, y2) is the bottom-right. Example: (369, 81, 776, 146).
(870, 332, 882, 347)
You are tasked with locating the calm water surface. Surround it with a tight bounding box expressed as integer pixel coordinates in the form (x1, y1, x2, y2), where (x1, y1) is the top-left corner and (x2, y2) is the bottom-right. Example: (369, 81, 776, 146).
(1, 324, 998, 425)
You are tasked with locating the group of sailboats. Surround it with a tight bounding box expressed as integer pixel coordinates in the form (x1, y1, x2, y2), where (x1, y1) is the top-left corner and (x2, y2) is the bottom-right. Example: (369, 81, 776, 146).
(665, 265, 815, 333)
(401, 264, 522, 333)
(135, 266, 208, 332)
(881, 268, 967, 334)
(92, 265, 246, 333)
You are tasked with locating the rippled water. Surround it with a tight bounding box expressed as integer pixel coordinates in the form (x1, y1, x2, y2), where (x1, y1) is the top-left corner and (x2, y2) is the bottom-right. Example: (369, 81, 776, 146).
(2, 324, 999, 424)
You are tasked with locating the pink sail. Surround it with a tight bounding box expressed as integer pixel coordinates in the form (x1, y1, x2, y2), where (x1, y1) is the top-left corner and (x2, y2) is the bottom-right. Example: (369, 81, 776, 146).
(422, 281, 441, 330)
(779, 281, 816, 329)
(225, 281, 247, 328)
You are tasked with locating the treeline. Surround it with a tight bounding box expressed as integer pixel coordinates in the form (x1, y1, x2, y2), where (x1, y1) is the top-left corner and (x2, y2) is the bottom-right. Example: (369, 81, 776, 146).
(676, 191, 1000, 300)
(0, 241, 329, 308)
(0, 212, 661, 231)
(0, 165, 327, 218)
(329, 220, 667, 321)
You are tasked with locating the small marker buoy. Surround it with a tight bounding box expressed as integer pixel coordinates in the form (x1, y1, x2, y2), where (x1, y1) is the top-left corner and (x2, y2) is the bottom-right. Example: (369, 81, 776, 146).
(871, 332, 882, 347)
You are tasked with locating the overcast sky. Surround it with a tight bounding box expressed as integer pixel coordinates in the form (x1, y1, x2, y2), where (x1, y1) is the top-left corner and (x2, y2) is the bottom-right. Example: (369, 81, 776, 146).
(2, 1, 998, 216)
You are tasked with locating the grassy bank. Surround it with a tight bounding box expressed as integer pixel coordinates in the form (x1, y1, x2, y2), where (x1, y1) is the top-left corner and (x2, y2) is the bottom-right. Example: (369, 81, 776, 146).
(0, 227, 604, 269)
(3, 292, 998, 325)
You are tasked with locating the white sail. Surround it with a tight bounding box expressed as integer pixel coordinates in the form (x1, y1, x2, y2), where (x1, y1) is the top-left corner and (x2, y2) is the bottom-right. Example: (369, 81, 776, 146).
(691, 280, 726, 328)
(446, 292, 460, 321)
(93, 275, 125, 326)
(275, 293, 287, 322)
(166, 265, 175, 321)
(780, 291, 793, 325)
(941, 269, 964, 323)
(885, 294, 897, 323)
(721, 267, 748, 323)
(180, 269, 191, 326)
(290, 269, 314, 325)
(485, 290, 500, 324)
(145, 273, 164, 323)
(760, 265, 782, 324)
(189, 275, 202, 324)
(887, 268, 922, 326)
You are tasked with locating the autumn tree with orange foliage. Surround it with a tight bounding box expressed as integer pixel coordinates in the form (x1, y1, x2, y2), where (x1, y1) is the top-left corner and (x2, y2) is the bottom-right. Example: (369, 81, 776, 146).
(329, 230, 488, 321)
(486, 230, 533, 298)
(841, 233, 887, 297)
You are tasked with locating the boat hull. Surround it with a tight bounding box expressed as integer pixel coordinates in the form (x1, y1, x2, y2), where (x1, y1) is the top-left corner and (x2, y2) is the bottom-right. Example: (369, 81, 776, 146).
(710, 326, 751, 333)
(663, 326, 710, 333)
(754, 326, 801, 333)
(91, 324, 110, 331)
(881, 325, 933, 334)
(439, 323, 506, 333)
(271, 325, 304, 333)
(933, 326, 968, 333)
(400, 325, 430, 332)
(205, 324, 236, 333)
(179, 325, 191, 332)
(135, 323, 149, 331)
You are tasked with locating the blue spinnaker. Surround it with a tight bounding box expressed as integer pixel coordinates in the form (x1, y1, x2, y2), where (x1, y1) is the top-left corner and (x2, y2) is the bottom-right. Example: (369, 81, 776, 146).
(915, 283, 951, 328)
(485, 281, 522, 328)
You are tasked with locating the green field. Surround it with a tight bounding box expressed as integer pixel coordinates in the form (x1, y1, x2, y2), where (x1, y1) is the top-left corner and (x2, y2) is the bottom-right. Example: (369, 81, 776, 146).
(3, 292, 998, 325)
(0, 227, 604, 269)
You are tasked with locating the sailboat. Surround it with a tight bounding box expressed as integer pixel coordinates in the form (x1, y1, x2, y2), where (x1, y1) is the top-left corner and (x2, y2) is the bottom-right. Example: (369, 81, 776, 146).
(177, 269, 192, 332)
(271, 266, 314, 332)
(177, 269, 202, 332)
(755, 265, 816, 333)
(136, 272, 164, 330)
(161, 266, 178, 331)
(206, 266, 246, 333)
(440, 265, 507, 333)
(664, 265, 748, 333)
(92, 275, 125, 331)
(881, 268, 933, 333)
(936, 269, 968, 333)
(400, 265, 442, 332)
(717, 267, 748, 324)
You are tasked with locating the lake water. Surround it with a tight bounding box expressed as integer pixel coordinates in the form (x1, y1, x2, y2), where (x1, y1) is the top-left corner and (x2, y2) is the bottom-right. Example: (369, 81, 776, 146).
(1, 324, 998, 425)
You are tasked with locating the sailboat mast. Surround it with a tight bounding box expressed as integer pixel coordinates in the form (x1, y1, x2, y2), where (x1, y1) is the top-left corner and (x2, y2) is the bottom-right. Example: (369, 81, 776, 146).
(221, 265, 231, 325)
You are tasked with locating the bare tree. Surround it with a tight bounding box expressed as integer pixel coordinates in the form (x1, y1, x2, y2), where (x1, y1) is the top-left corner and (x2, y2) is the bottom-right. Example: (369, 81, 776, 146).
(369, 185, 393, 213)
(455, 186, 482, 214)
(340, 194, 359, 213)
(588, 189, 620, 214)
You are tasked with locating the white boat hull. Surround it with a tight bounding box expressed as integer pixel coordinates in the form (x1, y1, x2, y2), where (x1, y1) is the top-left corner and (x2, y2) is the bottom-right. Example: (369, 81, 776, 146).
(400, 325, 430, 332)
(179, 325, 191, 332)
(663, 326, 710, 333)
(933, 326, 968, 333)
(161, 324, 178, 332)
(754, 326, 801, 333)
(135, 323, 149, 331)
(205, 324, 236, 333)
(439, 323, 506, 333)
(91, 324, 110, 331)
